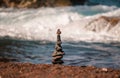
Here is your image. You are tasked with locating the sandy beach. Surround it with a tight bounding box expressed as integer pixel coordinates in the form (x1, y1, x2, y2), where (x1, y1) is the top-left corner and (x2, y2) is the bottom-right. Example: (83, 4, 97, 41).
(0, 62, 120, 78)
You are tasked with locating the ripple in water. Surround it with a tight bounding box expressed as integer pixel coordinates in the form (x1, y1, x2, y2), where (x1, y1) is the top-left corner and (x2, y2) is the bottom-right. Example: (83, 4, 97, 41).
(0, 39, 120, 69)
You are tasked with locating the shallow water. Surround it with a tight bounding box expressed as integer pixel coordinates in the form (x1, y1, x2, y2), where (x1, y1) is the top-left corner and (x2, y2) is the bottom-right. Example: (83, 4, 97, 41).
(0, 39, 120, 69)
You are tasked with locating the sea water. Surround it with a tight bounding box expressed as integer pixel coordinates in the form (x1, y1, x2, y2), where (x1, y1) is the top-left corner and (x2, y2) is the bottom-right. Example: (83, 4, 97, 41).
(0, 5, 120, 69)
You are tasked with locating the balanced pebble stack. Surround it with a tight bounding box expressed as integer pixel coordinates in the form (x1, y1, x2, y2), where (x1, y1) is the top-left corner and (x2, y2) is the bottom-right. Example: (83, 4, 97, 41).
(52, 29, 65, 64)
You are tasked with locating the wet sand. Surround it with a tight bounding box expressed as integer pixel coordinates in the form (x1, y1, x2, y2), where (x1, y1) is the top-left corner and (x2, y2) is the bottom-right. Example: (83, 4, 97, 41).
(0, 62, 120, 78)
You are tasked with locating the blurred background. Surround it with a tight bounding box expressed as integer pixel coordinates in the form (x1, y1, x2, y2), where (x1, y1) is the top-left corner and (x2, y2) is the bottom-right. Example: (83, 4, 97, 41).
(0, 0, 120, 8)
(0, 0, 120, 69)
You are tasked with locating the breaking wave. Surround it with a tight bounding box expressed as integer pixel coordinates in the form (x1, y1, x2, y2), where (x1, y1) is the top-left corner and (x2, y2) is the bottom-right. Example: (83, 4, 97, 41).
(0, 5, 120, 42)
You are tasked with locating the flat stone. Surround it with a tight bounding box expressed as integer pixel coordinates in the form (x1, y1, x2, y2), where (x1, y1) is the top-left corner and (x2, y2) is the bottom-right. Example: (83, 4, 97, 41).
(52, 60, 64, 64)
(52, 52, 65, 57)
(56, 41, 62, 44)
(55, 46, 62, 51)
(52, 56, 63, 60)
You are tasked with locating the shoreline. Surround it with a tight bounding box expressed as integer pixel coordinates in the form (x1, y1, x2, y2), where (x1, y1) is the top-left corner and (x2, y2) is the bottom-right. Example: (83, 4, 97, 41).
(0, 62, 120, 78)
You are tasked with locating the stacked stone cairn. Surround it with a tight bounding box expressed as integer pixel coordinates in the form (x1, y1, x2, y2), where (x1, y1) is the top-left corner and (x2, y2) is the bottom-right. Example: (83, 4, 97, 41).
(52, 29, 65, 64)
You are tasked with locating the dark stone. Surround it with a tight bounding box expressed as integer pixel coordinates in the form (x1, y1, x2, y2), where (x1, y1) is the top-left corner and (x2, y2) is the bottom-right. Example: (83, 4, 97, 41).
(70, 0, 87, 5)
(52, 60, 64, 64)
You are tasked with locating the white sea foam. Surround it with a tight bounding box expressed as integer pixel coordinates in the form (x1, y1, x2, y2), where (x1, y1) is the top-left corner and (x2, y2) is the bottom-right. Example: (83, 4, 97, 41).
(0, 5, 120, 42)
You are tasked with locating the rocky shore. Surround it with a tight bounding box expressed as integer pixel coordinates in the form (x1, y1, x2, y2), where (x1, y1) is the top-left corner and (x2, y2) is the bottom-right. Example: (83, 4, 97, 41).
(1, 0, 120, 8)
(0, 0, 86, 8)
(0, 62, 120, 78)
